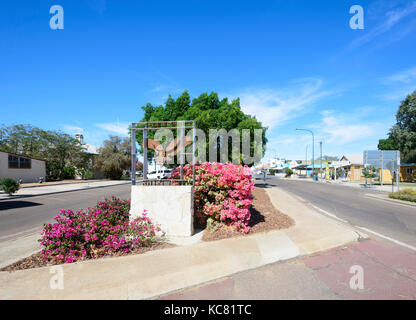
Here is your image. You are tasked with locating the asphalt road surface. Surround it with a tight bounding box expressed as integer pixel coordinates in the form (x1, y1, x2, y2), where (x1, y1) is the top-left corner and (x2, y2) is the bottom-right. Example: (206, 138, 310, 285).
(159, 177, 416, 300)
(265, 177, 416, 247)
(0, 184, 131, 241)
(159, 238, 416, 300)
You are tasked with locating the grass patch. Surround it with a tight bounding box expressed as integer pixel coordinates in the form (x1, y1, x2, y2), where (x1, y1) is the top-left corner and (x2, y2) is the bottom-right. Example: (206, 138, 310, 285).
(389, 188, 416, 203)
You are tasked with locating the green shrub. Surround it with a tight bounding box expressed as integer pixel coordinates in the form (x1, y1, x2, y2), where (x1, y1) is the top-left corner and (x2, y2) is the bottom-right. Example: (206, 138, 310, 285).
(0, 178, 20, 195)
(389, 188, 416, 203)
(285, 168, 293, 177)
(80, 169, 94, 180)
(62, 166, 76, 179)
(269, 169, 276, 175)
(121, 171, 130, 179)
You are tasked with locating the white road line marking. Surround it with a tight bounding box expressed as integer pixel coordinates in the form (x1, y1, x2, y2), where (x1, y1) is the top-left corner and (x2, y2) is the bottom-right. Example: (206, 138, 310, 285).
(283, 183, 416, 252)
(357, 227, 416, 252)
(363, 194, 416, 208)
(309, 203, 349, 223)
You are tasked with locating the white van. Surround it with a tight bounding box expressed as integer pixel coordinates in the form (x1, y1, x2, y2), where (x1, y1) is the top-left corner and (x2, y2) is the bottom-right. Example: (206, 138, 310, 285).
(147, 169, 172, 180)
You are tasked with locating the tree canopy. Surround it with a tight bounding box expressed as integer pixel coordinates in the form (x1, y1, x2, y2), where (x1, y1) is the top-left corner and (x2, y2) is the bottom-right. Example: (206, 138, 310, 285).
(135, 90, 268, 164)
(378, 90, 416, 163)
(94, 136, 131, 179)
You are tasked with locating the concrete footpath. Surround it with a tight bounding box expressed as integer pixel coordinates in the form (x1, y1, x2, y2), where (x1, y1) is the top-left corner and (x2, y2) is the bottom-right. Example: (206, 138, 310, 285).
(0, 180, 129, 200)
(0, 233, 41, 269)
(0, 185, 365, 299)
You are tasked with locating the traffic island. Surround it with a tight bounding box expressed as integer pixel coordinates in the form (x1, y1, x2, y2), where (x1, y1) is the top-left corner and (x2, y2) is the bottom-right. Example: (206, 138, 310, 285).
(0, 185, 364, 299)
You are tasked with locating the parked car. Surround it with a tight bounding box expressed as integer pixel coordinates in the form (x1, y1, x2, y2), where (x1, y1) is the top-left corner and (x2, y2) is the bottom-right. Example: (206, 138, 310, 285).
(147, 169, 172, 180)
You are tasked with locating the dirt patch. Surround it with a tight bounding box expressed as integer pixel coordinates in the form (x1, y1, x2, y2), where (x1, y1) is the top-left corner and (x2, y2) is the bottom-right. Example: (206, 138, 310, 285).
(0, 241, 175, 272)
(202, 187, 295, 242)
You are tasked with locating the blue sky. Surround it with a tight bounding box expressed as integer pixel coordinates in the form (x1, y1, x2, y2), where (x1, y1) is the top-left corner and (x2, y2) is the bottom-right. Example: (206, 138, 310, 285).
(1, 0, 416, 161)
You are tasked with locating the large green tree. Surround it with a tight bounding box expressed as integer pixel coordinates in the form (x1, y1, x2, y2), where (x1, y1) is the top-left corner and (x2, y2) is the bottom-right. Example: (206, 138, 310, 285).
(379, 90, 416, 163)
(0, 124, 49, 157)
(377, 137, 396, 150)
(44, 130, 87, 180)
(135, 90, 267, 165)
(94, 136, 131, 179)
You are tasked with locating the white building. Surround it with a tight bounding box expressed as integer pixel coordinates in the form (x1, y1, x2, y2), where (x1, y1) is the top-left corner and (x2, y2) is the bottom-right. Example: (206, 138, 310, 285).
(0, 150, 46, 183)
(267, 158, 286, 169)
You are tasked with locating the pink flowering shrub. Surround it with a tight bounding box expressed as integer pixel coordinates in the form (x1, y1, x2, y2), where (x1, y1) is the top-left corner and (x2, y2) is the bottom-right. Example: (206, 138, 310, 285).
(171, 162, 254, 233)
(39, 196, 158, 264)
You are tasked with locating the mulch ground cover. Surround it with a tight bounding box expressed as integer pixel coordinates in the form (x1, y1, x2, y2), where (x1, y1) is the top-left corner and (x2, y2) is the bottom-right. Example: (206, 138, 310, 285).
(202, 186, 295, 242)
(1, 242, 175, 272)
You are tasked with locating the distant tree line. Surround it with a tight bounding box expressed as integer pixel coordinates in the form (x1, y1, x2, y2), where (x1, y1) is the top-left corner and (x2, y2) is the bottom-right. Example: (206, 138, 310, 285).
(0, 125, 143, 181)
(0, 124, 91, 180)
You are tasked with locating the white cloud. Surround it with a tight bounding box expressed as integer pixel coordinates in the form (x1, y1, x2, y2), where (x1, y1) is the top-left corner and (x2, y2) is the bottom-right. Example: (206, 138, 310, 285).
(62, 122, 131, 147)
(230, 78, 333, 129)
(349, 1, 416, 49)
(94, 122, 130, 136)
(384, 66, 416, 83)
(379, 66, 416, 101)
(150, 85, 183, 94)
(318, 110, 379, 145)
(62, 125, 84, 133)
(379, 87, 416, 101)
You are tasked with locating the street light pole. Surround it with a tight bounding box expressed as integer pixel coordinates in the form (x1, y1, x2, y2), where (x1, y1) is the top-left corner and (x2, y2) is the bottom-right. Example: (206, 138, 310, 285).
(319, 141, 322, 179)
(296, 128, 315, 179)
(268, 148, 277, 160)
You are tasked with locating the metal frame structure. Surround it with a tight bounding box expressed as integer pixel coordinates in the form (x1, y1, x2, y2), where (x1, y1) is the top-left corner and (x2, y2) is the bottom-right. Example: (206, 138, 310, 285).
(364, 150, 400, 192)
(130, 121, 196, 186)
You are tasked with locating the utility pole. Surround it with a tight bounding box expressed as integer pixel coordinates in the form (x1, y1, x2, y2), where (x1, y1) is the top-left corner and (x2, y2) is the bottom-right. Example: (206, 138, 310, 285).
(296, 128, 315, 180)
(319, 141, 323, 179)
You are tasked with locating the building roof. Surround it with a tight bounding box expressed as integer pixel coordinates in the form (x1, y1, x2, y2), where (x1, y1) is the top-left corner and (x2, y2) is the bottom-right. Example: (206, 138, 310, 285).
(85, 144, 99, 155)
(340, 154, 363, 165)
(0, 150, 46, 162)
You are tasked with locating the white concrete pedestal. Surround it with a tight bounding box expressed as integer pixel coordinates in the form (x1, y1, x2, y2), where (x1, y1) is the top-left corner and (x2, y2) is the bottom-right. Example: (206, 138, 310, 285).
(130, 185, 194, 237)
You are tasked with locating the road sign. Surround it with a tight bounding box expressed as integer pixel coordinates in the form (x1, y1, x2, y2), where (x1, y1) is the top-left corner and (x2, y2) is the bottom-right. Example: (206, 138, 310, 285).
(363, 150, 400, 191)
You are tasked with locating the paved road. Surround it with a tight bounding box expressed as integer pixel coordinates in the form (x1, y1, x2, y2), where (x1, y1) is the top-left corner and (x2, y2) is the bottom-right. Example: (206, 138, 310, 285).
(158, 238, 416, 300)
(265, 178, 416, 247)
(156, 180, 416, 300)
(0, 184, 131, 241)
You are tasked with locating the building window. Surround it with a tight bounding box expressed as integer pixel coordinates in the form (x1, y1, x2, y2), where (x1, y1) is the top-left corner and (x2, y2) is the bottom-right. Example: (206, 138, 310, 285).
(406, 167, 414, 174)
(8, 154, 31, 169)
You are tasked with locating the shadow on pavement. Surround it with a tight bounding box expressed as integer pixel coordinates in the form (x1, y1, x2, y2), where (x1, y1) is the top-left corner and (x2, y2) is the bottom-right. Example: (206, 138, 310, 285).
(254, 181, 273, 188)
(0, 200, 42, 211)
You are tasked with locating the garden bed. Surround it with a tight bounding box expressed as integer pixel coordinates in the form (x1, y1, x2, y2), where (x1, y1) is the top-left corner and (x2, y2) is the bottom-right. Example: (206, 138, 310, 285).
(202, 186, 294, 242)
(389, 188, 416, 202)
(1, 241, 175, 272)
(1, 196, 173, 272)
